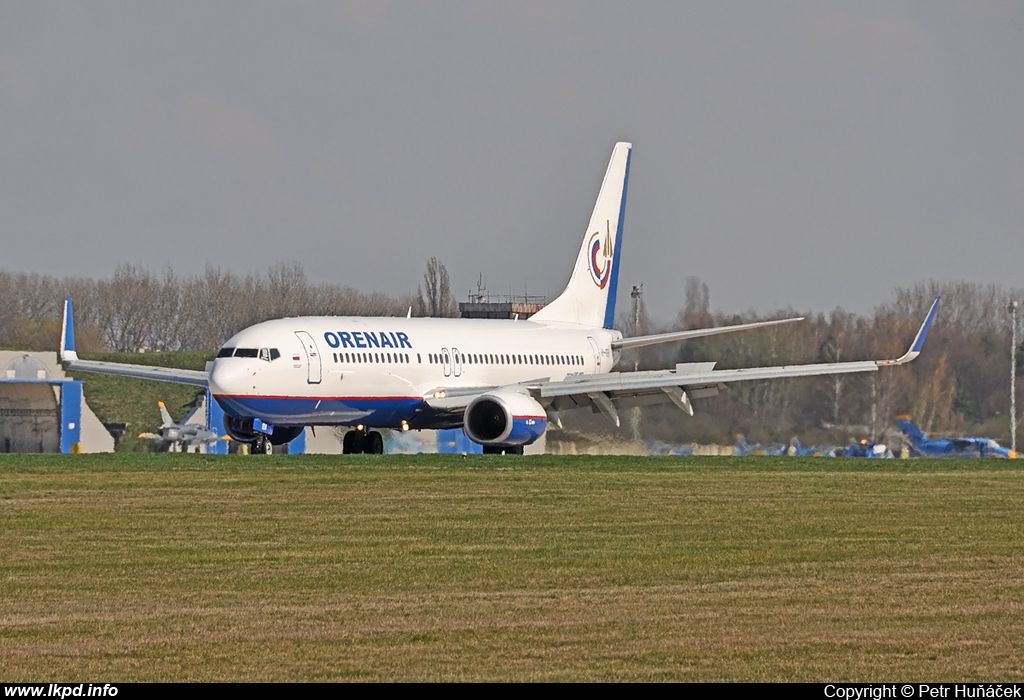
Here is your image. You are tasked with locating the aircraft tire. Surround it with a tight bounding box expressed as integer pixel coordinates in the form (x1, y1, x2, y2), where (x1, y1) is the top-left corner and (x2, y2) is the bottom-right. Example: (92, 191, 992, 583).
(366, 431, 384, 455)
(343, 430, 361, 454)
(253, 434, 272, 455)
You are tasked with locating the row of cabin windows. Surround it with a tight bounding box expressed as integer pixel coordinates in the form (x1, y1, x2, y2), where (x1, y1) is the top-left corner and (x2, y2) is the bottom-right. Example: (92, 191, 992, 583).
(332, 352, 412, 364)
(220, 347, 587, 368)
(428, 352, 583, 367)
(216, 347, 281, 362)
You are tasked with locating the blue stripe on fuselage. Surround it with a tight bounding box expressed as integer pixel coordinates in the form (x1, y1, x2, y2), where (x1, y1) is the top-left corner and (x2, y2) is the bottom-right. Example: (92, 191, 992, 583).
(213, 394, 425, 429)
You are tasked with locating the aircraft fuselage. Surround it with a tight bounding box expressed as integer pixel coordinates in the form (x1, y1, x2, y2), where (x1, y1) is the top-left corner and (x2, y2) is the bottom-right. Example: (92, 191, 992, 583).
(209, 316, 621, 429)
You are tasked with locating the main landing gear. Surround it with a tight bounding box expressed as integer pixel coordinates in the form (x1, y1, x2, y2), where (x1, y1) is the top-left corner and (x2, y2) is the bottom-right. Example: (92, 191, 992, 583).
(343, 427, 384, 454)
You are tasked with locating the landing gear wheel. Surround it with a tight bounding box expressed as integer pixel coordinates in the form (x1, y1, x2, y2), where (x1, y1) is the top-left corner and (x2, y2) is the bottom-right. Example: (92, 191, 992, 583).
(365, 431, 384, 455)
(343, 430, 360, 454)
(253, 434, 273, 455)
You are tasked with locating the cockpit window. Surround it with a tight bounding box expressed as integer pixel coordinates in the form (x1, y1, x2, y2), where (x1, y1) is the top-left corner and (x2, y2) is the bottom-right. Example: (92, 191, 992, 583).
(217, 347, 278, 360)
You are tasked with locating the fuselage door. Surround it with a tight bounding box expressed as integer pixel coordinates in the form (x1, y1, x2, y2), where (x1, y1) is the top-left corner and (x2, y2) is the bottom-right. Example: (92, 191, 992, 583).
(587, 336, 602, 372)
(451, 347, 463, 377)
(294, 331, 322, 384)
(441, 347, 452, 378)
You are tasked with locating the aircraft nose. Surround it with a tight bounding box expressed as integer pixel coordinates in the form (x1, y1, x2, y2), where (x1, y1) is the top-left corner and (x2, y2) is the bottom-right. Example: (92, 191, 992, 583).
(209, 360, 248, 395)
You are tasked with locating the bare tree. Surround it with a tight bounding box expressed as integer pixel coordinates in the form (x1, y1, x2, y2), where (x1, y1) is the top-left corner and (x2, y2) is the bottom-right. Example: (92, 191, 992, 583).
(681, 276, 712, 329)
(419, 257, 457, 317)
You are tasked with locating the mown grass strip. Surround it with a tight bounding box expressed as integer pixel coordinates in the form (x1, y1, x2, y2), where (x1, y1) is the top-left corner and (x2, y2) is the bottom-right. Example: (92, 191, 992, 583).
(1, 454, 1023, 681)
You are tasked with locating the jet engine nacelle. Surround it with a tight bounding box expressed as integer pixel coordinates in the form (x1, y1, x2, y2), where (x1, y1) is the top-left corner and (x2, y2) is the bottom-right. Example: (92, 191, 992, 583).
(464, 391, 548, 446)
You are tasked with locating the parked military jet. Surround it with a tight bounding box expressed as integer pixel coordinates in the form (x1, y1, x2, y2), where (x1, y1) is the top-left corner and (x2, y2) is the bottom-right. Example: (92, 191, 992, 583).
(138, 401, 224, 452)
(896, 415, 1017, 459)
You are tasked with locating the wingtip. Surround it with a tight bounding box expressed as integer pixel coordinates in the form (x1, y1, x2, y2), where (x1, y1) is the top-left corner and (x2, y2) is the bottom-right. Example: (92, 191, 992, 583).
(877, 297, 940, 367)
(910, 296, 941, 353)
(60, 297, 78, 362)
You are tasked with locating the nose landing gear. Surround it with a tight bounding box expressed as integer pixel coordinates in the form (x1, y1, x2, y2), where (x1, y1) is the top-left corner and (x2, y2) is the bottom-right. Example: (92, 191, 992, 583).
(253, 434, 273, 455)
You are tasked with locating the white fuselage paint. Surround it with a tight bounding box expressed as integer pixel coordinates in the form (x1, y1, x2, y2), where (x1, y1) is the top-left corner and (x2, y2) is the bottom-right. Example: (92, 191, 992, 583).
(209, 316, 621, 429)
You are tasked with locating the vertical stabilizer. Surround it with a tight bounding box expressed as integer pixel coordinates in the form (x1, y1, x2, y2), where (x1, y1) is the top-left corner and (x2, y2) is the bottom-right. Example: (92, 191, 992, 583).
(531, 142, 632, 329)
(158, 401, 174, 428)
(896, 415, 924, 443)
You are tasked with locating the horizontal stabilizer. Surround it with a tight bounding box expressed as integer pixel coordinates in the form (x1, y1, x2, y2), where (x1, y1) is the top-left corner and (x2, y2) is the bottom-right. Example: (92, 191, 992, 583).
(613, 317, 804, 351)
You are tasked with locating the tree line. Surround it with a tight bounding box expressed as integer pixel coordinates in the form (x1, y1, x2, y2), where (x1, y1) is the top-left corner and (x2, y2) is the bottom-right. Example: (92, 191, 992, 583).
(1, 262, 1020, 445)
(620, 277, 1024, 445)
(0, 263, 418, 353)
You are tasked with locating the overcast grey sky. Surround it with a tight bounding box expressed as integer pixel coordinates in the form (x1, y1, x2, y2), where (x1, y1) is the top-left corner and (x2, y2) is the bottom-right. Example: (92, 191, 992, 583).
(2, 2, 1021, 322)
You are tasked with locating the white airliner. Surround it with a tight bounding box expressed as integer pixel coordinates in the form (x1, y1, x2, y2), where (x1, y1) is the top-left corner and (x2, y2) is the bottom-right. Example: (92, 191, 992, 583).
(59, 142, 940, 454)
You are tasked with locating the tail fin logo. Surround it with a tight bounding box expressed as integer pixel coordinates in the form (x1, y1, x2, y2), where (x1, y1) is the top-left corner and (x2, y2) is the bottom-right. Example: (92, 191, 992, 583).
(588, 220, 614, 289)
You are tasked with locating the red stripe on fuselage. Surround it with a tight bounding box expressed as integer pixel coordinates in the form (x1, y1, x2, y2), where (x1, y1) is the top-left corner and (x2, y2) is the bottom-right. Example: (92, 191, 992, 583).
(213, 394, 422, 401)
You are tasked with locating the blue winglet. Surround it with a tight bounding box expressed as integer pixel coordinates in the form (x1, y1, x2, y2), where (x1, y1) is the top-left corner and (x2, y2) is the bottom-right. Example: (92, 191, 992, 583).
(880, 296, 940, 366)
(911, 296, 941, 353)
(60, 297, 78, 362)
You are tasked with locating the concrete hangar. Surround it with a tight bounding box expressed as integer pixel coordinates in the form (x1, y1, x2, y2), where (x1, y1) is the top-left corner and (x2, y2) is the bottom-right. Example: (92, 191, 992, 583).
(0, 351, 113, 453)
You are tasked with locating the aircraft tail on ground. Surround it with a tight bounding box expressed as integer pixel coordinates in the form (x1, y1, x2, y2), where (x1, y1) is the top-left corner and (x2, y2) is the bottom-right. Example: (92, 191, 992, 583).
(531, 142, 631, 329)
(158, 402, 174, 427)
(896, 415, 925, 443)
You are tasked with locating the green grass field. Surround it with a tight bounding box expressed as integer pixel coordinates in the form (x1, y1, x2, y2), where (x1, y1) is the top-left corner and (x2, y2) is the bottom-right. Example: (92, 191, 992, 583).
(2, 454, 1023, 681)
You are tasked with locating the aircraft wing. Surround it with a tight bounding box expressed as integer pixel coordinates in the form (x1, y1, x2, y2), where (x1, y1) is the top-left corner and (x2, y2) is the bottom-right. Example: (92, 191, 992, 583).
(62, 358, 208, 387)
(59, 298, 209, 387)
(526, 296, 940, 426)
(425, 296, 940, 427)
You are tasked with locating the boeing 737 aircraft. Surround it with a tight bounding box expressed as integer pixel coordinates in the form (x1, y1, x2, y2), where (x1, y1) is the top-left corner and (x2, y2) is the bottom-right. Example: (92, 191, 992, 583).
(59, 142, 940, 454)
